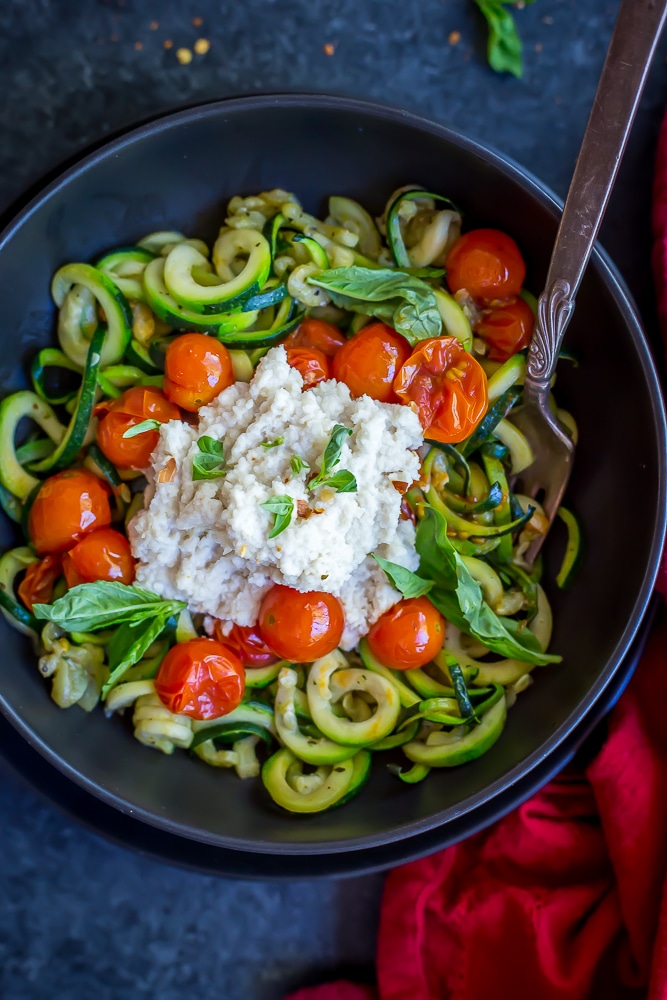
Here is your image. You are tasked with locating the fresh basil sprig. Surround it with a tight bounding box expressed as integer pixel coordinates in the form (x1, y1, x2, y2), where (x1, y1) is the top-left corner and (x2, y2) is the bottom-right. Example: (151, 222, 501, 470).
(261, 437, 285, 449)
(309, 424, 358, 493)
(33, 581, 186, 633)
(472, 0, 535, 79)
(372, 554, 434, 599)
(123, 418, 161, 439)
(307, 266, 442, 346)
(415, 506, 560, 666)
(103, 612, 173, 696)
(260, 495, 294, 538)
(192, 436, 225, 481)
(290, 455, 309, 475)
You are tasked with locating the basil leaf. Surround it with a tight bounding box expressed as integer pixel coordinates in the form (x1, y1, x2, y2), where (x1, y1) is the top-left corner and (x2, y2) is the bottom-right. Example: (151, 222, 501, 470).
(122, 418, 161, 439)
(316, 470, 358, 494)
(290, 455, 309, 475)
(309, 424, 354, 489)
(192, 436, 225, 481)
(103, 611, 172, 697)
(260, 495, 294, 538)
(308, 267, 442, 346)
(33, 581, 186, 632)
(415, 508, 560, 666)
(473, 0, 532, 78)
(372, 554, 434, 599)
(261, 437, 285, 449)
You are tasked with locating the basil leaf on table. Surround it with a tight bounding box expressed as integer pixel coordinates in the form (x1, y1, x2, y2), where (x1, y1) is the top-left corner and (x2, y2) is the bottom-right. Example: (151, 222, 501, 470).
(372, 554, 434, 599)
(103, 610, 173, 697)
(472, 0, 535, 79)
(415, 507, 560, 666)
(192, 436, 226, 481)
(33, 581, 186, 632)
(260, 495, 294, 538)
(308, 267, 442, 346)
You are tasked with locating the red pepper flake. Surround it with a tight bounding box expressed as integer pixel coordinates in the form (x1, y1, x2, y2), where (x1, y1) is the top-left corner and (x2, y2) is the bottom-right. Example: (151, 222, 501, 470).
(448, 30, 461, 45)
(150, 20, 159, 29)
(164, 38, 173, 49)
(134, 41, 143, 50)
(535, 42, 543, 52)
(192, 15, 203, 26)
(323, 42, 335, 56)
(391, 481, 409, 495)
(111, 33, 119, 41)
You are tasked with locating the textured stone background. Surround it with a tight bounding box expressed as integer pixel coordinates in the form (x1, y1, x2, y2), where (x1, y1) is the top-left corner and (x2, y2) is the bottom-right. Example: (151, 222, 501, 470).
(1, 1, 666, 997)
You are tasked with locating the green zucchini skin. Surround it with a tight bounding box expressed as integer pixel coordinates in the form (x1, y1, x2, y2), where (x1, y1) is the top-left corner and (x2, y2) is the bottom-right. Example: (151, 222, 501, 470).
(52, 263, 132, 367)
(403, 695, 506, 767)
(142, 258, 259, 334)
(0, 393, 66, 499)
(164, 233, 271, 314)
(556, 506, 584, 589)
(31, 349, 82, 406)
(31, 326, 106, 475)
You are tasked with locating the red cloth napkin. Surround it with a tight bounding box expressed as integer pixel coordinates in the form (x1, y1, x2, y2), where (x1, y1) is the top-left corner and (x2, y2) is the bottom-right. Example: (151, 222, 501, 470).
(287, 112, 667, 1000)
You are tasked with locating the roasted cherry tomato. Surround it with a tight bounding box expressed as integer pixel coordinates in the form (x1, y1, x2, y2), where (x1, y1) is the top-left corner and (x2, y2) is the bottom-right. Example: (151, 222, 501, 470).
(368, 596, 445, 671)
(28, 469, 112, 555)
(332, 323, 411, 402)
(18, 554, 62, 612)
(284, 318, 346, 357)
(213, 621, 279, 668)
(285, 346, 331, 388)
(394, 336, 488, 444)
(155, 637, 245, 720)
(62, 527, 135, 588)
(96, 386, 180, 470)
(163, 332, 234, 412)
(446, 229, 526, 302)
(258, 585, 344, 662)
(476, 297, 535, 361)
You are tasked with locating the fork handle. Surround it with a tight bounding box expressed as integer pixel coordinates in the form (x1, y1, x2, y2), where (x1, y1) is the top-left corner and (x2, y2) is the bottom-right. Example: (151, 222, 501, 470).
(524, 0, 667, 402)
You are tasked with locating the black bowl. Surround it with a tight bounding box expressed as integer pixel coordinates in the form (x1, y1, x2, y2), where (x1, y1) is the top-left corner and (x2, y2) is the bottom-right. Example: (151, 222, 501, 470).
(0, 95, 665, 859)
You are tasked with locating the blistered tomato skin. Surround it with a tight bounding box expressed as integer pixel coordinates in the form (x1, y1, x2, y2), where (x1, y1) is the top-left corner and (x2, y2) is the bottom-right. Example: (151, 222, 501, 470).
(213, 622, 279, 668)
(258, 585, 344, 662)
(28, 469, 112, 555)
(62, 527, 135, 588)
(476, 297, 535, 361)
(394, 336, 488, 444)
(446, 229, 526, 303)
(332, 323, 411, 403)
(155, 638, 245, 720)
(163, 333, 234, 412)
(96, 386, 180, 469)
(284, 318, 346, 357)
(285, 346, 331, 388)
(368, 597, 445, 671)
(18, 555, 62, 612)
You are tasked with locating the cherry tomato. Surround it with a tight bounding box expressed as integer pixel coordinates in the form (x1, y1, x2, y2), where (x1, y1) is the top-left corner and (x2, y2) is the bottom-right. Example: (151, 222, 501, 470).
(446, 229, 526, 302)
(394, 336, 488, 444)
(368, 596, 445, 671)
(284, 318, 346, 357)
(258, 585, 344, 662)
(155, 638, 245, 720)
(62, 527, 135, 588)
(29, 469, 112, 555)
(96, 386, 180, 470)
(285, 346, 331, 388)
(476, 297, 535, 361)
(163, 333, 234, 412)
(18, 555, 62, 612)
(332, 323, 411, 402)
(213, 621, 279, 668)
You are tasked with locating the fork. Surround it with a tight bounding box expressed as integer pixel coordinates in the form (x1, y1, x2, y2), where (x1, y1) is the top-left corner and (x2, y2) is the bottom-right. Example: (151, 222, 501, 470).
(511, 0, 667, 563)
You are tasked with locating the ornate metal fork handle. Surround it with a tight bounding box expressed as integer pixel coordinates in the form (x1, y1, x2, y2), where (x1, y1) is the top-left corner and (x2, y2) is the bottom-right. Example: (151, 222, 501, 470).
(524, 0, 667, 407)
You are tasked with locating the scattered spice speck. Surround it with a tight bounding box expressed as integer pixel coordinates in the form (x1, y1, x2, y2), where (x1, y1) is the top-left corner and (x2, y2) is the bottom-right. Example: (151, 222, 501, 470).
(542, 15, 554, 24)
(193, 16, 203, 26)
(177, 47, 193, 64)
(323, 42, 335, 56)
(164, 38, 173, 49)
(134, 41, 143, 50)
(535, 42, 543, 52)
(150, 20, 159, 30)
(110, 33, 118, 41)
(514, 0, 526, 8)
(194, 37, 210, 55)
(555, 95, 563, 105)
(448, 30, 461, 45)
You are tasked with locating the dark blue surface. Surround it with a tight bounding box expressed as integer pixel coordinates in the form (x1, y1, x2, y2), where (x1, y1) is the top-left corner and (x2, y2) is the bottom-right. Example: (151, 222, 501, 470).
(1, 1, 666, 997)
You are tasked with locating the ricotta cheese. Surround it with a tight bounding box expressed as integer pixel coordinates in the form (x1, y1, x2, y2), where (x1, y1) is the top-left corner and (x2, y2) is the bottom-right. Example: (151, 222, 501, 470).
(129, 346, 424, 648)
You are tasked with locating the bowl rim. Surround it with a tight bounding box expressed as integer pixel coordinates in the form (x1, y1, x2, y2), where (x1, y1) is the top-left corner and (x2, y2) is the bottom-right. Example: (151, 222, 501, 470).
(1, 92, 665, 855)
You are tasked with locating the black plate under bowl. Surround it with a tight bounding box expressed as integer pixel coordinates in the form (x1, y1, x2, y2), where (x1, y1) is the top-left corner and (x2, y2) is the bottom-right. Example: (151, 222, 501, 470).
(0, 95, 664, 859)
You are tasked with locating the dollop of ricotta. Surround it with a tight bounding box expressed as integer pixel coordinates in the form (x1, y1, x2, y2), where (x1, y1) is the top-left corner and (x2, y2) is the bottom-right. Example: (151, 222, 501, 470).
(129, 346, 423, 648)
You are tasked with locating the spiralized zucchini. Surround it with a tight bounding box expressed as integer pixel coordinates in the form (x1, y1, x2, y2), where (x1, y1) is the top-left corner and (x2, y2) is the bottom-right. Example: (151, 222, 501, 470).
(0, 183, 576, 816)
